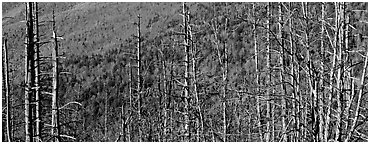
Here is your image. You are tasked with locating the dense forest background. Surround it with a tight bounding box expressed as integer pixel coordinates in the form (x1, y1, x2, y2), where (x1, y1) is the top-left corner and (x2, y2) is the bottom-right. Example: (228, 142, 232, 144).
(1, 2, 368, 142)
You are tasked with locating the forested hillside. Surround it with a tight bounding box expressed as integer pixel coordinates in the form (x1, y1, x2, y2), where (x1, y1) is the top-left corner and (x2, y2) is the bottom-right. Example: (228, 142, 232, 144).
(2, 2, 368, 142)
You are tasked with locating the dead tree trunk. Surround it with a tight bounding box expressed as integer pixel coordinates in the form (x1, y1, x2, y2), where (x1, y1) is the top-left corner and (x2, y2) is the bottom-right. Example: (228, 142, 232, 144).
(33, 2, 41, 142)
(182, 2, 190, 141)
(120, 88, 125, 142)
(222, 16, 229, 142)
(334, 3, 344, 141)
(288, 2, 297, 141)
(278, 2, 287, 141)
(318, 2, 326, 142)
(265, 3, 271, 142)
(25, 2, 35, 142)
(161, 48, 168, 142)
(252, 3, 263, 142)
(3, 37, 12, 142)
(190, 31, 204, 141)
(342, 3, 351, 140)
(128, 58, 132, 142)
(136, 14, 142, 142)
(51, 10, 60, 142)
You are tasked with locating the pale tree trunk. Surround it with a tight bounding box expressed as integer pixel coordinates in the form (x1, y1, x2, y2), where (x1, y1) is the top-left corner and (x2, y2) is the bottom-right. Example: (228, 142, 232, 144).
(159, 41, 168, 142)
(33, 2, 41, 142)
(277, 2, 287, 142)
(222, 17, 228, 143)
(192, 43, 204, 142)
(252, 3, 262, 142)
(288, 3, 298, 141)
(342, 4, 351, 139)
(51, 10, 60, 142)
(162, 58, 168, 142)
(334, 2, 344, 141)
(318, 2, 326, 142)
(187, 9, 198, 142)
(296, 36, 301, 141)
(128, 58, 132, 142)
(265, 3, 270, 142)
(120, 88, 125, 142)
(25, 2, 34, 142)
(181, 2, 191, 141)
(136, 14, 142, 142)
(169, 60, 174, 141)
(3, 38, 12, 142)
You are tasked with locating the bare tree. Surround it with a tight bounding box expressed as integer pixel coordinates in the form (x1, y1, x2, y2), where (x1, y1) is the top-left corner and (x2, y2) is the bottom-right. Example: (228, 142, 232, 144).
(252, 3, 263, 142)
(265, 3, 271, 142)
(3, 37, 12, 142)
(51, 10, 61, 142)
(128, 55, 133, 142)
(334, 3, 345, 141)
(24, 2, 35, 142)
(277, 2, 287, 141)
(180, 2, 191, 141)
(318, 2, 326, 142)
(33, 2, 42, 142)
(135, 14, 143, 142)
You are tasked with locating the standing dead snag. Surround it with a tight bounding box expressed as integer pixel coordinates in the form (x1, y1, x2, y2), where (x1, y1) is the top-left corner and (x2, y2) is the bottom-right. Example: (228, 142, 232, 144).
(188, 21, 204, 141)
(222, 16, 229, 143)
(128, 57, 133, 142)
(33, 2, 42, 142)
(160, 42, 168, 141)
(3, 37, 12, 142)
(252, 3, 263, 142)
(265, 3, 271, 142)
(277, 2, 287, 142)
(182, 2, 190, 141)
(51, 10, 61, 142)
(318, 2, 326, 142)
(287, 2, 297, 141)
(135, 14, 143, 142)
(24, 2, 35, 142)
(334, 2, 345, 141)
(192, 44, 204, 142)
